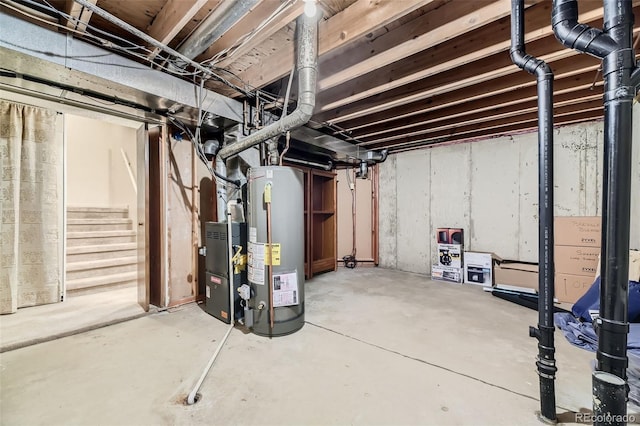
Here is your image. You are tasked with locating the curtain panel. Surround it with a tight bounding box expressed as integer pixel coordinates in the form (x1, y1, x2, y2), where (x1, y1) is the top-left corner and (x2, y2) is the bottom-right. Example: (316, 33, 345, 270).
(1, 100, 62, 314)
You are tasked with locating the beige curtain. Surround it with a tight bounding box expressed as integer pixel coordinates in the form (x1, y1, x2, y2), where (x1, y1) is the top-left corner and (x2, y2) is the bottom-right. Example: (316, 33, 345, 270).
(1, 100, 62, 314)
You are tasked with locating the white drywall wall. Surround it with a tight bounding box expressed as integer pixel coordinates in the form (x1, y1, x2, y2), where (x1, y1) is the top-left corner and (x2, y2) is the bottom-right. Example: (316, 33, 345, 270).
(379, 106, 640, 273)
(336, 168, 374, 261)
(66, 114, 137, 215)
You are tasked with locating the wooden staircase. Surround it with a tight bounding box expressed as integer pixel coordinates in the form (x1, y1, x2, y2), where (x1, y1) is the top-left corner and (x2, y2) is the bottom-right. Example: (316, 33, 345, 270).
(66, 207, 138, 296)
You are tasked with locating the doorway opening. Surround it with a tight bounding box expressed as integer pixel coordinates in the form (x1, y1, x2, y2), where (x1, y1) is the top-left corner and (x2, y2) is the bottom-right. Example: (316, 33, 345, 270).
(0, 107, 160, 352)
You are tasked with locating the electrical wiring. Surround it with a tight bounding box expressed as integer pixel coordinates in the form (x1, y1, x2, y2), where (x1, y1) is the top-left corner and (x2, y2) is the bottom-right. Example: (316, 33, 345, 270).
(22, 0, 152, 51)
(1, 0, 205, 78)
(5, 0, 312, 164)
(10, 0, 247, 86)
(202, 0, 297, 66)
(167, 115, 240, 189)
(5, 0, 306, 103)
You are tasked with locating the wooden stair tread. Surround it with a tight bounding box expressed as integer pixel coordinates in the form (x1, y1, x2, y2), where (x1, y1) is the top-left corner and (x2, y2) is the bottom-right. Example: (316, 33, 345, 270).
(66, 256, 138, 272)
(67, 218, 132, 225)
(66, 271, 137, 290)
(67, 230, 136, 238)
(67, 206, 128, 213)
(66, 243, 137, 254)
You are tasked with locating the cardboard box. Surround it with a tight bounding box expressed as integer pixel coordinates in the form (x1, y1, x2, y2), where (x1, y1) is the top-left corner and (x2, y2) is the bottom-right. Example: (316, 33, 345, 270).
(438, 243, 463, 268)
(555, 273, 595, 304)
(594, 250, 640, 282)
(436, 228, 464, 245)
(554, 245, 600, 276)
(554, 216, 601, 247)
(463, 251, 501, 286)
(431, 265, 463, 283)
(494, 261, 539, 291)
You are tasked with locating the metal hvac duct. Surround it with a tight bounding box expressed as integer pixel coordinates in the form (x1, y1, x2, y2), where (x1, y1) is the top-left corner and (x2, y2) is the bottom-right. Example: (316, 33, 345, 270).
(217, 12, 318, 161)
(0, 10, 242, 124)
(177, 0, 259, 61)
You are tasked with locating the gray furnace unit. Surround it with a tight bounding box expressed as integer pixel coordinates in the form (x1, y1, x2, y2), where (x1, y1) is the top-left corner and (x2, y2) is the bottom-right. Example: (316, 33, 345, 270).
(204, 221, 246, 324)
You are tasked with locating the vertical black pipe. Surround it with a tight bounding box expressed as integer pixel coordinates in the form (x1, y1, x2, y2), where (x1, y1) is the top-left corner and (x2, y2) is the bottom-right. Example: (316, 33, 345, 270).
(510, 0, 557, 421)
(551, 1, 637, 423)
(593, 371, 628, 426)
(597, 0, 634, 382)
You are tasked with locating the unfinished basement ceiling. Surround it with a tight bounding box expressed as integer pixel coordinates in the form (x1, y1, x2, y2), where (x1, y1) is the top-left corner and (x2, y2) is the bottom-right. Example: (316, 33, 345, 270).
(1, 0, 639, 153)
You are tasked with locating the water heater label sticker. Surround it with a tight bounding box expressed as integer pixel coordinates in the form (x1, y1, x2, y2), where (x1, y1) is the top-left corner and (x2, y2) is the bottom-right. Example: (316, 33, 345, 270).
(272, 271, 299, 307)
(264, 243, 281, 266)
(206, 286, 210, 298)
(247, 242, 265, 285)
(249, 227, 257, 243)
(266, 169, 273, 178)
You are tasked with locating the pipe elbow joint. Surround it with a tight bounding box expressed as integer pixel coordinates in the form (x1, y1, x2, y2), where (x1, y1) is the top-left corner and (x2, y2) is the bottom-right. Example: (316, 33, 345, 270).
(552, 19, 616, 58)
(551, 19, 580, 49)
(509, 48, 526, 67)
(534, 62, 554, 81)
(510, 48, 543, 76)
(296, 102, 315, 121)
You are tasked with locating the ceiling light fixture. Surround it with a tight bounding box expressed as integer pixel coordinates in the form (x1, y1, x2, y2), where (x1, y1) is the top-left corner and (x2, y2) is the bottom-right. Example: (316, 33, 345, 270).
(303, 0, 317, 17)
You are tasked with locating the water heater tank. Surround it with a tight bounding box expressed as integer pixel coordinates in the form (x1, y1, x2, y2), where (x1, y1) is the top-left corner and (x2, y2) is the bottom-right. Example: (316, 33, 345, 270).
(246, 166, 305, 336)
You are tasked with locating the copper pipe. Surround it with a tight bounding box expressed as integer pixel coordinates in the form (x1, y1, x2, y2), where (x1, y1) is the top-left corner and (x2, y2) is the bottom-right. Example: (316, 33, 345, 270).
(372, 164, 379, 265)
(266, 185, 274, 332)
(351, 168, 356, 258)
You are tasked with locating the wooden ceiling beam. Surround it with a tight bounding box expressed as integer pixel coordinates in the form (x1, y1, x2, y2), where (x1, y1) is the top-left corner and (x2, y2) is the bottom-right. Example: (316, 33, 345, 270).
(351, 79, 603, 139)
(317, 2, 607, 113)
(390, 111, 602, 154)
(65, 0, 96, 32)
(315, 47, 601, 124)
(355, 87, 603, 143)
(358, 95, 603, 145)
(146, 0, 214, 57)
(369, 106, 603, 151)
(318, 0, 516, 92)
(195, 0, 305, 67)
(234, 0, 438, 90)
(336, 68, 604, 132)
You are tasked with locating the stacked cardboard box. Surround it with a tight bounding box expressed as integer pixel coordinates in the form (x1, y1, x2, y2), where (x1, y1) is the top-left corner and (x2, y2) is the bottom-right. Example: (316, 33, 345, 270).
(463, 252, 501, 287)
(493, 261, 539, 292)
(554, 216, 601, 303)
(432, 228, 464, 283)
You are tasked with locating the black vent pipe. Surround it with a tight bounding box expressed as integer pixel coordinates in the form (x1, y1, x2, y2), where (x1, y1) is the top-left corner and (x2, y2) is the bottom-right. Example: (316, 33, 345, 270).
(510, 0, 557, 422)
(552, 1, 637, 423)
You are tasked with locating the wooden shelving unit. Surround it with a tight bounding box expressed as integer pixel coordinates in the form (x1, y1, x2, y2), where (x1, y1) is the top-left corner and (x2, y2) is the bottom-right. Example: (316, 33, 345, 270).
(310, 170, 337, 276)
(286, 164, 337, 279)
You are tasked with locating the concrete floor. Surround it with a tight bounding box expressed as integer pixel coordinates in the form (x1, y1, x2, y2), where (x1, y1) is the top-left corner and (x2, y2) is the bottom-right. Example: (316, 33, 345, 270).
(0, 286, 145, 352)
(0, 267, 626, 425)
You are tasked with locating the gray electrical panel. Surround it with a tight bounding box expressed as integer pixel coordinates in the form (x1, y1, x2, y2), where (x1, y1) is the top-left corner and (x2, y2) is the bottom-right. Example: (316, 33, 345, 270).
(204, 222, 246, 323)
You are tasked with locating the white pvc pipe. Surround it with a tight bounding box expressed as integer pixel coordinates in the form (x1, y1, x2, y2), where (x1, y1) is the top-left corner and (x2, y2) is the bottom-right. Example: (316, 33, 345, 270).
(186, 203, 235, 405)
